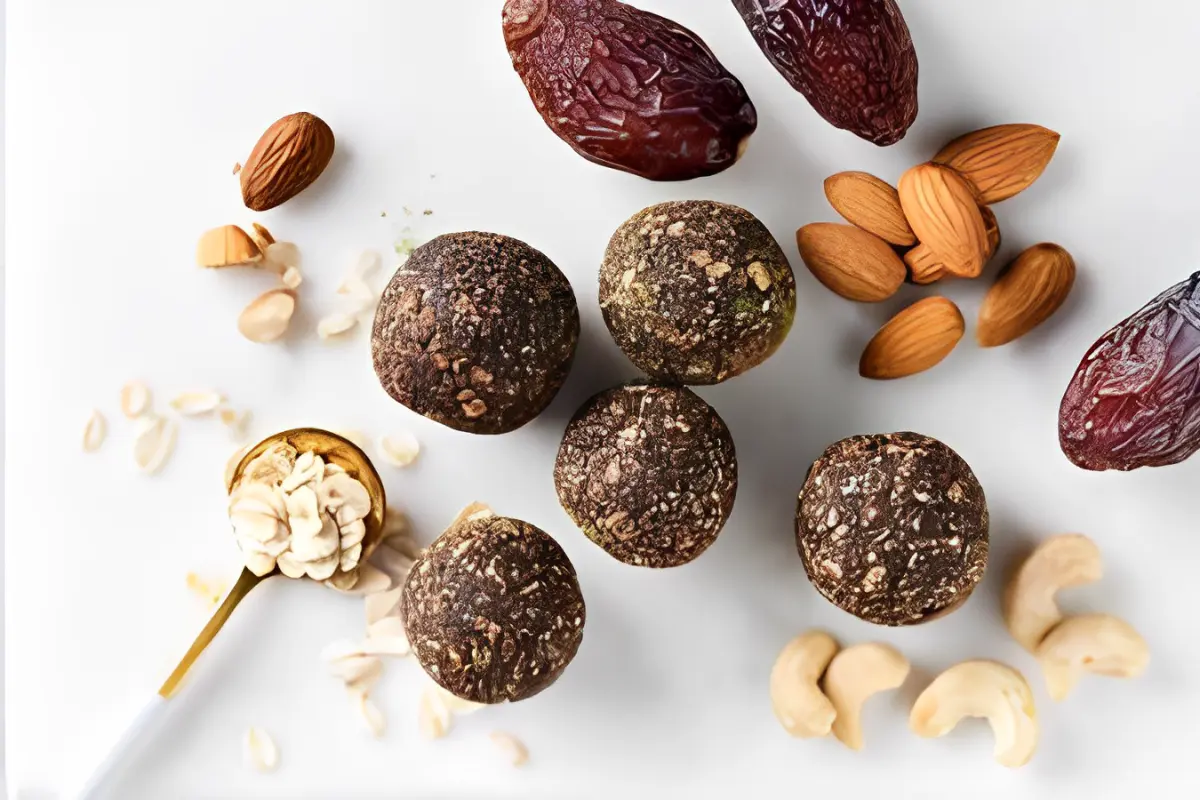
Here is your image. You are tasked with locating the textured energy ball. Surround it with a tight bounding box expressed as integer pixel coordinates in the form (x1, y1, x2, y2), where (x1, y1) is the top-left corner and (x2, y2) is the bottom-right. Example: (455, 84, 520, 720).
(554, 382, 738, 567)
(795, 432, 989, 626)
(599, 201, 796, 385)
(401, 514, 586, 704)
(372, 232, 579, 435)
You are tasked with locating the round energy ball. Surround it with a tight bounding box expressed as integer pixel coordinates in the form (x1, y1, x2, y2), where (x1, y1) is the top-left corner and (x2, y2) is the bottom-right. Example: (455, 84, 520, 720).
(554, 381, 738, 567)
(599, 201, 796, 385)
(795, 432, 989, 626)
(372, 232, 579, 435)
(401, 514, 586, 704)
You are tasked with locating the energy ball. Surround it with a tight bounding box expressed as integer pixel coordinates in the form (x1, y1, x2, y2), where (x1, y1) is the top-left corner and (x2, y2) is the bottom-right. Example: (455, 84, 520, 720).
(795, 432, 989, 626)
(401, 513, 586, 704)
(372, 232, 579, 435)
(599, 201, 796, 385)
(554, 382, 738, 568)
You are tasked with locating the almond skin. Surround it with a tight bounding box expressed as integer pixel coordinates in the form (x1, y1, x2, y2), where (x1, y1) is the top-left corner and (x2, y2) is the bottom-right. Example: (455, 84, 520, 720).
(977, 243, 1075, 347)
(796, 223, 906, 302)
(241, 112, 335, 212)
(824, 172, 916, 246)
(898, 163, 989, 279)
(860, 297, 965, 379)
(934, 124, 1060, 205)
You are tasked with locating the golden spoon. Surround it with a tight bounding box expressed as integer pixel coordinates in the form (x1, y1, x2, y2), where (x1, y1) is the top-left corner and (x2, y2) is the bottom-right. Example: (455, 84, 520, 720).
(79, 428, 387, 798)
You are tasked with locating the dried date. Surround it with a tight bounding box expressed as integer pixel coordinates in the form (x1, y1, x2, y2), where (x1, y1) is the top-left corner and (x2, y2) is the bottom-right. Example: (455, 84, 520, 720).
(1060, 272, 1200, 471)
(502, 0, 758, 181)
(730, 0, 918, 146)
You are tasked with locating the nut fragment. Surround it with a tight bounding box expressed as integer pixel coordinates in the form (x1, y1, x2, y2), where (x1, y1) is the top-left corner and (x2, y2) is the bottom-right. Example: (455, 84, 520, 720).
(909, 660, 1038, 768)
(83, 410, 107, 452)
(860, 297, 965, 379)
(238, 289, 296, 343)
(317, 312, 358, 340)
(197, 225, 261, 268)
(1003, 534, 1103, 652)
(417, 684, 453, 740)
(132, 415, 177, 474)
(769, 631, 839, 738)
(281, 266, 303, 289)
(251, 222, 275, 253)
(898, 163, 989, 278)
(1036, 613, 1149, 701)
(822, 643, 910, 750)
(489, 731, 530, 767)
(379, 432, 420, 468)
(356, 693, 387, 738)
(243, 727, 279, 773)
(824, 172, 916, 246)
(170, 390, 224, 416)
(120, 381, 151, 419)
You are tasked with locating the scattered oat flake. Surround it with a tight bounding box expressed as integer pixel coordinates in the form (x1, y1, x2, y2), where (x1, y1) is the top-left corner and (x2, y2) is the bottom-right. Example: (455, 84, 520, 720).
(367, 614, 407, 641)
(423, 209, 433, 216)
(379, 432, 420, 468)
(83, 410, 107, 452)
(281, 266, 303, 289)
(403, 206, 413, 217)
(490, 732, 530, 767)
(120, 381, 151, 419)
(243, 727, 279, 773)
(318, 313, 358, 340)
(418, 686, 452, 740)
(238, 289, 296, 344)
(170, 390, 224, 416)
(357, 693, 386, 738)
(434, 683, 485, 715)
(133, 415, 177, 474)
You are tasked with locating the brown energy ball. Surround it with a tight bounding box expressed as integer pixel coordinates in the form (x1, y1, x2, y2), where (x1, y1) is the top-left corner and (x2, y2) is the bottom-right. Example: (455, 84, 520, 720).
(401, 514, 586, 704)
(554, 382, 738, 567)
(795, 432, 989, 626)
(372, 232, 579, 435)
(599, 201, 796, 385)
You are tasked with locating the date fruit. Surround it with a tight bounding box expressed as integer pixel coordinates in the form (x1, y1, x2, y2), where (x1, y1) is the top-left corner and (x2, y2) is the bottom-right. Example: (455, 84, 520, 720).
(1060, 272, 1200, 471)
(502, 0, 758, 181)
(730, 0, 918, 146)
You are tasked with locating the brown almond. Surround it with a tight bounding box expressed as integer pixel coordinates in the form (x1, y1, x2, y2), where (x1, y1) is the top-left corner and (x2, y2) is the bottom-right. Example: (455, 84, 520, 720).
(977, 243, 1075, 347)
(981, 205, 1001, 260)
(197, 225, 261, 268)
(796, 223, 907, 302)
(898, 164, 988, 279)
(860, 297, 965, 380)
(824, 172, 916, 246)
(241, 112, 335, 212)
(934, 124, 1060, 205)
(904, 244, 947, 285)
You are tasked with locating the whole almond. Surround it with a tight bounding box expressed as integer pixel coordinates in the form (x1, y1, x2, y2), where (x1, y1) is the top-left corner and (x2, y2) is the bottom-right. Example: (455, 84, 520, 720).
(903, 244, 946, 285)
(796, 223, 906, 302)
(823, 172, 916, 246)
(197, 225, 261, 268)
(241, 112, 335, 212)
(860, 297, 965, 380)
(934, 124, 1060, 205)
(977, 243, 1075, 347)
(898, 163, 988, 279)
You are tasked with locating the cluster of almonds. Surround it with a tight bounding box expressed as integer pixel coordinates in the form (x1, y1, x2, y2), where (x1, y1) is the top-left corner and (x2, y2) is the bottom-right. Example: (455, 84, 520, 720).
(82, 380, 249, 475)
(771, 532, 1149, 768)
(797, 123, 1076, 379)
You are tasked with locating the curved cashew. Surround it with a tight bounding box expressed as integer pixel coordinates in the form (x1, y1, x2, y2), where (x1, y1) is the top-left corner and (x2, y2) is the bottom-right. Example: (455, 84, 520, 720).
(1003, 534, 1103, 652)
(910, 660, 1038, 768)
(770, 631, 839, 738)
(1037, 613, 1149, 701)
(822, 643, 910, 750)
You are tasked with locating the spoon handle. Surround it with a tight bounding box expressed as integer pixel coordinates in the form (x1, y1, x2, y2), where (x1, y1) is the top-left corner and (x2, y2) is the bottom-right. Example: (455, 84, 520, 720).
(159, 566, 264, 698)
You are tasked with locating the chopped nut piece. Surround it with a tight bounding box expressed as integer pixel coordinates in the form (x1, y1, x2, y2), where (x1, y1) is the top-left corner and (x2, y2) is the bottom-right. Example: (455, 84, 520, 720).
(281, 266, 303, 289)
(250, 222, 275, 253)
(379, 432, 420, 468)
(318, 313, 358, 339)
(120, 381, 151, 419)
(357, 693, 386, 738)
(263, 241, 301, 275)
(170, 390, 224, 416)
(233, 162, 242, 175)
(489, 731, 529, 767)
(133, 415, 177, 474)
(83, 410, 107, 452)
(197, 225, 261, 268)
(243, 727, 279, 773)
(238, 289, 296, 343)
(417, 685, 452, 740)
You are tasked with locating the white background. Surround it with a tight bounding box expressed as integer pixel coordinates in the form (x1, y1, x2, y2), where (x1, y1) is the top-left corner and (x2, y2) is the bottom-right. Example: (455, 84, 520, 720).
(6, 1, 1200, 797)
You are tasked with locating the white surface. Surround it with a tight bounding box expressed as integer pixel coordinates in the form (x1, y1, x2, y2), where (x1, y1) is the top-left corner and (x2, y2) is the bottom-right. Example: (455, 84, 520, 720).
(6, 1, 1200, 797)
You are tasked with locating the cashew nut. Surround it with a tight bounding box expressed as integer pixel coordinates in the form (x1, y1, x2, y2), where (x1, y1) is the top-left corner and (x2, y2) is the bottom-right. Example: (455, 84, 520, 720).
(909, 660, 1038, 768)
(770, 631, 839, 738)
(1036, 613, 1149, 701)
(822, 643, 910, 751)
(1003, 534, 1103, 652)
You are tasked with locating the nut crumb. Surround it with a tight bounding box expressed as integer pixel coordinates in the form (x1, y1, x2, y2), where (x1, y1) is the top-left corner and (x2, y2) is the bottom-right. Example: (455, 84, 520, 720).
(380, 432, 420, 468)
(120, 381, 151, 419)
(133, 415, 177, 474)
(243, 727, 279, 773)
(489, 731, 530, 767)
(83, 410, 107, 452)
(170, 390, 224, 416)
(318, 313, 358, 340)
(233, 162, 242, 175)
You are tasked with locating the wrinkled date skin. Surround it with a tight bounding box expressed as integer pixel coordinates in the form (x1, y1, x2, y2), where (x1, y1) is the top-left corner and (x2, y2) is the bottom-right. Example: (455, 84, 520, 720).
(502, 0, 758, 181)
(1060, 272, 1200, 471)
(730, 0, 918, 145)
